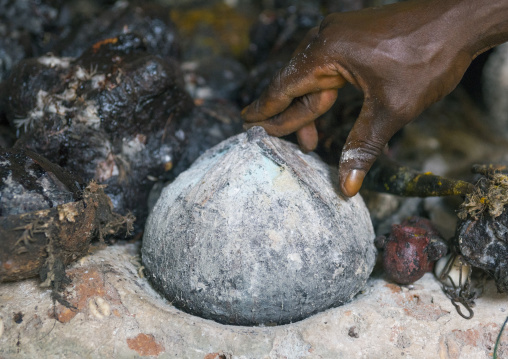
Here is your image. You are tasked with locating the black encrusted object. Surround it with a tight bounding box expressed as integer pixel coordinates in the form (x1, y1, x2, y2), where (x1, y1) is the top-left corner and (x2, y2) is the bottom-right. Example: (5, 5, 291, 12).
(4, 34, 241, 230)
(456, 170, 508, 293)
(0, 148, 82, 217)
(456, 210, 508, 293)
(0, 148, 132, 283)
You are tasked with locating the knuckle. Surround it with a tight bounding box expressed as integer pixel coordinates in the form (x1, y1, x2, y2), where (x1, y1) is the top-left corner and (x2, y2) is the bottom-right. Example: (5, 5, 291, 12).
(340, 139, 384, 166)
(307, 26, 319, 40)
(355, 138, 385, 157)
(360, 137, 386, 156)
(269, 70, 284, 95)
(320, 13, 337, 30)
(297, 95, 320, 116)
(268, 69, 291, 100)
(312, 63, 341, 79)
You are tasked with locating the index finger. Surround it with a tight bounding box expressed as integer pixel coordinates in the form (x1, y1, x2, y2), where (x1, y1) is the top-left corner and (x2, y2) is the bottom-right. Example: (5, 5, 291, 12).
(242, 48, 347, 123)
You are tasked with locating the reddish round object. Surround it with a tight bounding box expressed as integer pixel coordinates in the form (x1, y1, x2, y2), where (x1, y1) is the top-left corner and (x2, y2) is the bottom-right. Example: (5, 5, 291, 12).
(383, 225, 432, 284)
(379, 217, 447, 285)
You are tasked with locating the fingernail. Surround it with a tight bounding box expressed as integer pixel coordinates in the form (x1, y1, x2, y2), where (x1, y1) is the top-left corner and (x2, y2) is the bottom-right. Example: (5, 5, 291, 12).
(342, 169, 366, 197)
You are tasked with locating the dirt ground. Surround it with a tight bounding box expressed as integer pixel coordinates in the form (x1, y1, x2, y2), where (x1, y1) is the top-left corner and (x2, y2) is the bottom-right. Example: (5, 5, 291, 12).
(1, 243, 506, 359)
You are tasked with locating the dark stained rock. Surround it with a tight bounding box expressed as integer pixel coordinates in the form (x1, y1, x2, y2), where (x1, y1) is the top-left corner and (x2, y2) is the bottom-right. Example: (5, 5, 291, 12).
(456, 171, 508, 293)
(0, 0, 65, 81)
(6, 35, 192, 228)
(2, 34, 242, 231)
(55, 2, 181, 59)
(0, 148, 82, 217)
(0, 148, 131, 283)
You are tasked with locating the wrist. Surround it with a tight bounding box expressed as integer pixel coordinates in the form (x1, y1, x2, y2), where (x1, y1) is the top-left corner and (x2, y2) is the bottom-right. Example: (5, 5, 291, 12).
(446, 0, 508, 58)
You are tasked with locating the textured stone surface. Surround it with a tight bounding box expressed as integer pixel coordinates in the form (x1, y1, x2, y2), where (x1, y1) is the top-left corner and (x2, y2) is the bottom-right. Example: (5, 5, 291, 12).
(1, 244, 506, 358)
(142, 127, 376, 325)
(0, 148, 80, 217)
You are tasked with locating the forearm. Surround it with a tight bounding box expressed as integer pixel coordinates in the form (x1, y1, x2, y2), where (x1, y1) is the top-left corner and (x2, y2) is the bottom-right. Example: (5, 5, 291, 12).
(464, 0, 508, 57)
(429, 0, 508, 58)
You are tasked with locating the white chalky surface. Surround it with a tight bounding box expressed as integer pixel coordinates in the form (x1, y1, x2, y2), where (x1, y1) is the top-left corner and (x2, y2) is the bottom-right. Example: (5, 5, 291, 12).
(142, 128, 376, 326)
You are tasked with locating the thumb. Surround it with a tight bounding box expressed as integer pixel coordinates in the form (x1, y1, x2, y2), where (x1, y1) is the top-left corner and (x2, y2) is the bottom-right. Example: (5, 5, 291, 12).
(339, 102, 407, 197)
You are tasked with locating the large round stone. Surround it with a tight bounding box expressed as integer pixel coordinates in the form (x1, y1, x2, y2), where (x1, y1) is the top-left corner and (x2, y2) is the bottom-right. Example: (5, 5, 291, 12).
(142, 126, 376, 325)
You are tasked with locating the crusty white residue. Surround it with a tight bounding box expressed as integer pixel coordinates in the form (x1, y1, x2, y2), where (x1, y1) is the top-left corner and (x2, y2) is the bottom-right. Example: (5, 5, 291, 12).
(38, 55, 71, 68)
(340, 148, 369, 163)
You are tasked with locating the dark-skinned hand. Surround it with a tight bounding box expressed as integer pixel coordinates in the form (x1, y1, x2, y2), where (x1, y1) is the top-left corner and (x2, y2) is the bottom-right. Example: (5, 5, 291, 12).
(242, 0, 508, 197)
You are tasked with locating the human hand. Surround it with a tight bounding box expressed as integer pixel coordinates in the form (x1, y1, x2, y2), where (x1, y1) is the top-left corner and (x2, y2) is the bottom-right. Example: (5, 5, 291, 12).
(242, 0, 481, 197)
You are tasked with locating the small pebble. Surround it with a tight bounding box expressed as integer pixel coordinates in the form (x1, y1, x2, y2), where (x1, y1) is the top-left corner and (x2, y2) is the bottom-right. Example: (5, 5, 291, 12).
(13, 312, 23, 324)
(89, 297, 111, 319)
(348, 326, 359, 338)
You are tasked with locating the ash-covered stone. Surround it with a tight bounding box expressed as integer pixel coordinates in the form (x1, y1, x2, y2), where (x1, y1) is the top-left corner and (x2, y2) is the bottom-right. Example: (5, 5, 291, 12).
(142, 126, 376, 326)
(457, 211, 508, 293)
(5, 35, 191, 227)
(456, 172, 508, 293)
(0, 149, 133, 284)
(0, 148, 81, 217)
